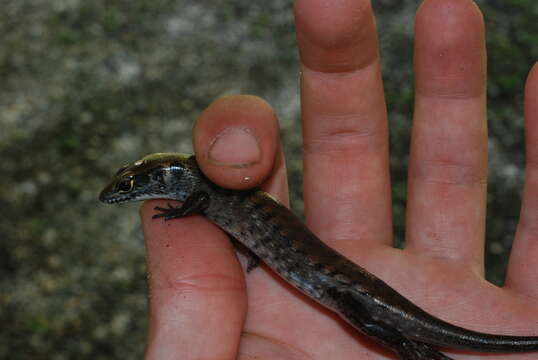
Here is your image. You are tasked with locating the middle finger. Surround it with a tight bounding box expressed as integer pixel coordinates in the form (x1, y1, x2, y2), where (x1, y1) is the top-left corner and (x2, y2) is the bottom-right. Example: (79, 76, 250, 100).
(295, 0, 393, 253)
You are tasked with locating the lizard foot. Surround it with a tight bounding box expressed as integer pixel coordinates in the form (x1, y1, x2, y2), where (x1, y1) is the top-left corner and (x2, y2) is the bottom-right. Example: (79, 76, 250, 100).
(153, 203, 182, 220)
(397, 340, 452, 360)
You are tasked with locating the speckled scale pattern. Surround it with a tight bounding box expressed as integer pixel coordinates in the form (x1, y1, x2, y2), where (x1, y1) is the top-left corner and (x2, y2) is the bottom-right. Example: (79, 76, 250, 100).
(100, 153, 538, 360)
(203, 188, 331, 301)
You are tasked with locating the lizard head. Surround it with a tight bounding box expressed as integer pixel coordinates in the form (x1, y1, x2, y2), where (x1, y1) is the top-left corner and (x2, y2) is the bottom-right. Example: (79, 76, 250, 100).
(99, 153, 203, 204)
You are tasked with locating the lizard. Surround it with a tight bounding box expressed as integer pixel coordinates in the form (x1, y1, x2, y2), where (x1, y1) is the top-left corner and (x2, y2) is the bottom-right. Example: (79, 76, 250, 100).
(100, 152, 538, 360)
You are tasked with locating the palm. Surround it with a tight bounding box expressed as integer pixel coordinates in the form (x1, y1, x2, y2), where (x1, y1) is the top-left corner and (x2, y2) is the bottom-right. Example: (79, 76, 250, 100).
(142, 0, 538, 359)
(239, 232, 538, 359)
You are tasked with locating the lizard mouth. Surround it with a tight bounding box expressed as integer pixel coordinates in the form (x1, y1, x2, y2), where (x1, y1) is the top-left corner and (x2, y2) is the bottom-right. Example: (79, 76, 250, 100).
(99, 191, 135, 204)
(101, 197, 126, 204)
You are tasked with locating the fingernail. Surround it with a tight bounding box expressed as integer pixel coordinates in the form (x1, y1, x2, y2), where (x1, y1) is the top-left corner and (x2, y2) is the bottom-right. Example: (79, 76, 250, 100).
(208, 127, 261, 168)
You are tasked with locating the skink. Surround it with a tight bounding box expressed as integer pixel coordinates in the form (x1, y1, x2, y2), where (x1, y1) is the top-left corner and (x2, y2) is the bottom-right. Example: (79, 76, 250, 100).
(100, 152, 538, 360)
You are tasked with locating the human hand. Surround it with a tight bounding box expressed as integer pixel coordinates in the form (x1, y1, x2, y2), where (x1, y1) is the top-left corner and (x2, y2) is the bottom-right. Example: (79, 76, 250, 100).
(141, 0, 538, 359)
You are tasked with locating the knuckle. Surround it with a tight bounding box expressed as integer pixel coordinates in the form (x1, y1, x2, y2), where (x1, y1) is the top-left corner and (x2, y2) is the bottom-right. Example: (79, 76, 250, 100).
(411, 159, 487, 186)
(152, 271, 245, 296)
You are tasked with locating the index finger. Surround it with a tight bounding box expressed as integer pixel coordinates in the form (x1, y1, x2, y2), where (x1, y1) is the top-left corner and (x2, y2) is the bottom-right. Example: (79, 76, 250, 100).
(140, 201, 247, 360)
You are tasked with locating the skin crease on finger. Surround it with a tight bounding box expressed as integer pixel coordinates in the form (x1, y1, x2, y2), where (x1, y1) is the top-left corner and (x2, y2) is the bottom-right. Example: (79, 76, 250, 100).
(137, 1, 538, 360)
(296, 0, 394, 256)
(406, 0, 488, 268)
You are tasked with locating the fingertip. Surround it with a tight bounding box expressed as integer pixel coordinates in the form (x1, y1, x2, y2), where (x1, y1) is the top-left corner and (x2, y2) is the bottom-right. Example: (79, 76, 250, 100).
(415, 0, 486, 98)
(524, 63, 538, 160)
(294, 0, 377, 72)
(526, 62, 538, 102)
(526, 62, 538, 99)
(139, 200, 180, 251)
(417, 0, 484, 28)
(139, 199, 160, 220)
(193, 95, 279, 190)
(140, 199, 248, 360)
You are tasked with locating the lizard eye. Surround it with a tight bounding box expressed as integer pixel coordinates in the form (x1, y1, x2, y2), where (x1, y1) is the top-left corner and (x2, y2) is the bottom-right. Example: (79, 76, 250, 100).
(117, 176, 134, 193)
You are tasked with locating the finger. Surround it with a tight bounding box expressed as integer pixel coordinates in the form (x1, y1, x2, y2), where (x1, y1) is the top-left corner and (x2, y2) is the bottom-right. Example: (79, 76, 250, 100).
(505, 63, 538, 296)
(295, 0, 393, 250)
(141, 201, 246, 360)
(192, 95, 288, 203)
(191, 95, 303, 351)
(405, 0, 488, 270)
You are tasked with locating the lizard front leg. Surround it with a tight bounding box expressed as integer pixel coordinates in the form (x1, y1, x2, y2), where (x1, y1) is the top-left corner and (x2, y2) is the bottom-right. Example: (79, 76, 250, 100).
(153, 191, 210, 220)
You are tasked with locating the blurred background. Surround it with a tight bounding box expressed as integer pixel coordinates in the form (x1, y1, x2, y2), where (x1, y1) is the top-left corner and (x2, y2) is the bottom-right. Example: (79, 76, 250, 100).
(1, 0, 536, 358)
